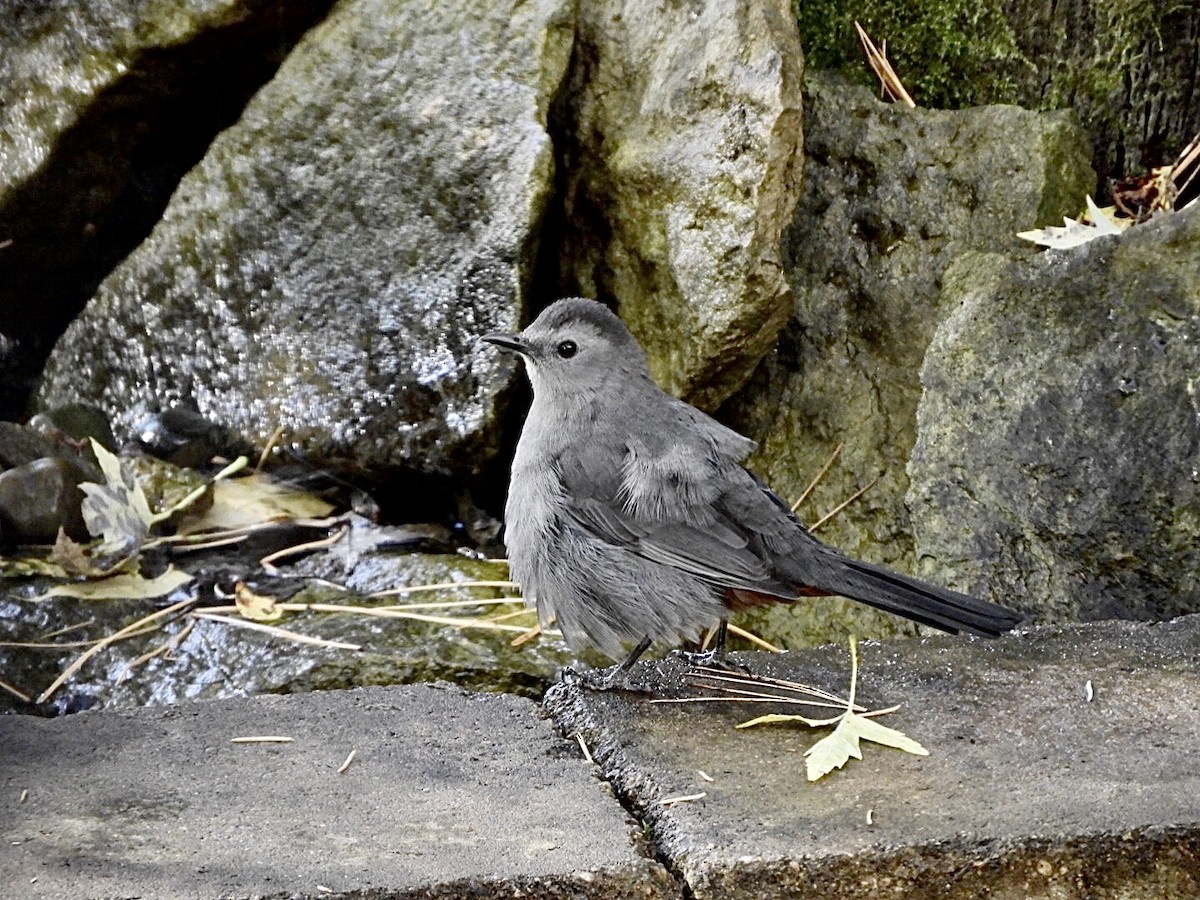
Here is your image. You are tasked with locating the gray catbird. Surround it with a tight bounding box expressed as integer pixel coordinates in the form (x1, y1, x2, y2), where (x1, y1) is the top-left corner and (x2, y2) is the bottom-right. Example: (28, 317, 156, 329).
(483, 298, 1022, 686)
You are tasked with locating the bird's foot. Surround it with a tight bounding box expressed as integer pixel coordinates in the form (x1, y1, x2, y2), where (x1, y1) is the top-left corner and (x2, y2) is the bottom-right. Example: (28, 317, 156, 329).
(675, 648, 751, 675)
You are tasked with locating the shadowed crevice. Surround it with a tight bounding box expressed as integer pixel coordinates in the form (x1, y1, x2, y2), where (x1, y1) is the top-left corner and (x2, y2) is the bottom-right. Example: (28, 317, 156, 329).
(0, 1, 337, 420)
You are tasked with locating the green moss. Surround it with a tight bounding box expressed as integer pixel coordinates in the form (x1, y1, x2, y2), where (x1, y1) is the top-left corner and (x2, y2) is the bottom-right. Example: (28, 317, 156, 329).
(794, 0, 1026, 108)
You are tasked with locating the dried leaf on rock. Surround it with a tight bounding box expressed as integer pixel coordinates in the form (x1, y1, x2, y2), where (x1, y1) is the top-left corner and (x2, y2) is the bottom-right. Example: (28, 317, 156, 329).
(803, 708, 928, 782)
(735, 637, 928, 782)
(79, 439, 154, 557)
(47, 528, 133, 578)
(179, 472, 336, 534)
(234, 581, 283, 622)
(33, 566, 194, 602)
(1017, 195, 1128, 249)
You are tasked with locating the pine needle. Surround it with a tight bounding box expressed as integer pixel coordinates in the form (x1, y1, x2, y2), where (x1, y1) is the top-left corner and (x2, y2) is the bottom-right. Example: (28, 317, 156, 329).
(855, 22, 915, 107)
(37, 597, 195, 704)
(791, 443, 843, 512)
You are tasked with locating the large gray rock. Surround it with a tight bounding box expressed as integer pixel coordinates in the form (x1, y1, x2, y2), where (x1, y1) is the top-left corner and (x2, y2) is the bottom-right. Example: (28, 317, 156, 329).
(0, 0, 332, 418)
(909, 206, 1200, 624)
(719, 73, 1093, 645)
(38, 0, 574, 483)
(554, 0, 805, 409)
(732, 74, 1094, 558)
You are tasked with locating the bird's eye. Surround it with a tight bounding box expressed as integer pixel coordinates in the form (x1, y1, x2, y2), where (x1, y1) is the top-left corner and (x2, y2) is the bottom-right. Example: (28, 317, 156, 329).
(556, 340, 578, 359)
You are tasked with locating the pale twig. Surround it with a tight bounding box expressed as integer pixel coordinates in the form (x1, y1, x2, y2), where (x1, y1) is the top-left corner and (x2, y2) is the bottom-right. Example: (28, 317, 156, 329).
(37, 598, 195, 703)
(256, 425, 286, 473)
(368, 580, 517, 598)
(660, 792, 706, 806)
(40, 619, 96, 640)
(191, 612, 363, 650)
(0, 623, 164, 650)
(727, 623, 783, 653)
(230, 735, 293, 744)
(149, 456, 248, 526)
(260, 525, 348, 574)
(486, 607, 537, 623)
(791, 443, 844, 512)
(510, 623, 542, 647)
(809, 474, 881, 533)
(152, 517, 344, 550)
(337, 750, 357, 774)
(0, 678, 32, 703)
(115, 618, 195, 684)
(575, 733, 594, 765)
(1172, 131, 1200, 201)
(855, 21, 915, 107)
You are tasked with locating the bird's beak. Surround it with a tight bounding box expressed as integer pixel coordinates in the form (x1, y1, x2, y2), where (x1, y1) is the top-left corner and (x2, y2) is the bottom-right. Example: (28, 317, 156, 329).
(480, 331, 527, 354)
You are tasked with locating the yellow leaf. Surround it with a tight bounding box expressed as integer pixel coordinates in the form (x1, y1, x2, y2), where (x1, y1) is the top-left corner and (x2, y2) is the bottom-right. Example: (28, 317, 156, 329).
(34, 567, 194, 601)
(179, 472, 335, 534)
(234, 581, 282, 622)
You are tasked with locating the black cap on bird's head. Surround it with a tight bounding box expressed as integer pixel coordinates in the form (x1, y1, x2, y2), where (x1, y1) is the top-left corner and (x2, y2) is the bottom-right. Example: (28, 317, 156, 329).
(481, 298, 649, 393)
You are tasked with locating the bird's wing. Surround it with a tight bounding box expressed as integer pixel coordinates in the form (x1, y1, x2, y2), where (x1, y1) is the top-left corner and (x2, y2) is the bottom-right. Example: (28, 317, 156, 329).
(555, 411, 796, 596)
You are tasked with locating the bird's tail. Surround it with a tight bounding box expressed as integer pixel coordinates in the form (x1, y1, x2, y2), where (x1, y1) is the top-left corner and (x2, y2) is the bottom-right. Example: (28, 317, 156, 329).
(810, 554, 1022, 638)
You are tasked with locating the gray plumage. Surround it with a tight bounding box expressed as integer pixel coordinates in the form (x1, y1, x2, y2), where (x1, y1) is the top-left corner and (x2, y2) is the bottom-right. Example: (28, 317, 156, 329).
(483, 298, 1022, 662)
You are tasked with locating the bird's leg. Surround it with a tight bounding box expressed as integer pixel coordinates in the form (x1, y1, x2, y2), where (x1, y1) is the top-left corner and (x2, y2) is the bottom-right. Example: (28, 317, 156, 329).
(568, 635, 653, 691)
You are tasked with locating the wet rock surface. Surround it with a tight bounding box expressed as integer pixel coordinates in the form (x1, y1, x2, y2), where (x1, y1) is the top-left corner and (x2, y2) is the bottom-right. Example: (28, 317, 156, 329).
(909, 205, 1200, 624)
(37, 0, 574, 489)
(1, 516, 584, 715)
(0, 0, 334, 419)
(553, 0, 804, 409)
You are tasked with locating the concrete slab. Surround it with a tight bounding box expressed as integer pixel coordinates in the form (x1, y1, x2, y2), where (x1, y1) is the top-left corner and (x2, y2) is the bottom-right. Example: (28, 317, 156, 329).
(0, 684, 676, 900)
(545, 615, 1200, 899)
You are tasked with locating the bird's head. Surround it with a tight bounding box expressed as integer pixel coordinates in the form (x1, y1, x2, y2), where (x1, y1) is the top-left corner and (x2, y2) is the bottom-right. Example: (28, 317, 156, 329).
(481, 297, 650, 398)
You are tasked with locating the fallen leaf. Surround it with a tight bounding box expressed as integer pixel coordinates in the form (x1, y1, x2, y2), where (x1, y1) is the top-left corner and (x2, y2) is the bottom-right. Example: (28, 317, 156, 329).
(33, 567, 194, 602)
(179, 472, 335, 534)
(804, 711, 928, 782)
(1017, 195, 1129, 249)
(234, 581, 283, 622)
(79, 439, 154, 557)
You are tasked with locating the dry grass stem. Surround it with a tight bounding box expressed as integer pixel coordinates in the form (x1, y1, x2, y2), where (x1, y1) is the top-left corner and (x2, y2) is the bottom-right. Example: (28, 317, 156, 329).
(485, 607, 537, 623)
(37, 597, 195, 704)
(660, 792, 706, 806)
(726, 623, 784, 653)
(230, 735, 294, 744)
(809, 474, 881, 533)
(855, 21, 915, 107)
(337, 749, 357, 774)
(510, 623, 543, 647)
(0, 678, 32, 703)
(149, 455, 249, 526)
(368, 580, 517, 598)
(1173, 131, 1200, 201)
(192, 612, 363, 650)
(116, 618, 195, 683)
(256, 425, 286, 472)
(791, 442, 844, 512)
(40, 619, 96, 640)
(260, 525, 348, 574)
(1, 623, 165, 650)
(574, 733, 594, 764)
